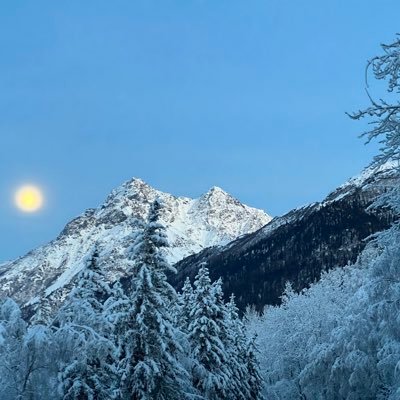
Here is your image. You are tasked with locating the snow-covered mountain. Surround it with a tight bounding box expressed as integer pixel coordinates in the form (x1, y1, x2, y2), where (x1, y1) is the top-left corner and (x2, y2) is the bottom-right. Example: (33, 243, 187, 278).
(172, 162, 399, 311)
(0, 178, 271, 306)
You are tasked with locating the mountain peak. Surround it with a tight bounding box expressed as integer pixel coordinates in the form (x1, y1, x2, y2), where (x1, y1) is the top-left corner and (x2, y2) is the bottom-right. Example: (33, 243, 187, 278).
(110, 177, 154, 198)
(207, 186, 227, 194)
(201, 185, 232, 202)
(101, 177, 160, 216)
(0, 179, 271, 306)
(125, 176, 154, 188)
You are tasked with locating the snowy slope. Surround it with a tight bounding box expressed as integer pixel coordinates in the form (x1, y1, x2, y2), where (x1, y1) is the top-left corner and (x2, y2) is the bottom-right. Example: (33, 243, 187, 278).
(0, 178, 271, 305)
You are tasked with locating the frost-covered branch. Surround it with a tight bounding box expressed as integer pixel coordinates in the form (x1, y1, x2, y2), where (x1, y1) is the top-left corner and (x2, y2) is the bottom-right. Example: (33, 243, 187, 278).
(348, 37, 400, 168)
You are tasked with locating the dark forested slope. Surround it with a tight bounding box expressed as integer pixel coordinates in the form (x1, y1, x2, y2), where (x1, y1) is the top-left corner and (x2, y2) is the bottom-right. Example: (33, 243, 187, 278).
(171, 164, 398, 311)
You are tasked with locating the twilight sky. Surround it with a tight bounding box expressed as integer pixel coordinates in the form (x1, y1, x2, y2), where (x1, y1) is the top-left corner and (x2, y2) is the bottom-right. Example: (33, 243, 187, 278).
(1, 0, 399, 261)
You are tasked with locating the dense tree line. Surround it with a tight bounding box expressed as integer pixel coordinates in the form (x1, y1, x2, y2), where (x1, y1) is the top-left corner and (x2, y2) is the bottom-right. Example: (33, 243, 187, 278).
(0, 200, 263, 400)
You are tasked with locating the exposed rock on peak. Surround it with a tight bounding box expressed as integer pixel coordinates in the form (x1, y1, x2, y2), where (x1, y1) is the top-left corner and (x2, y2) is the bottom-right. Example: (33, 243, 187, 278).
(0, 179, 271, 307)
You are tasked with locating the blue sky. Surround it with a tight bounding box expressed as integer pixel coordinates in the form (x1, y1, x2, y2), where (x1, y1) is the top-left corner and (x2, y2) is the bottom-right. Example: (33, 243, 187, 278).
(1, 0, 399, 261)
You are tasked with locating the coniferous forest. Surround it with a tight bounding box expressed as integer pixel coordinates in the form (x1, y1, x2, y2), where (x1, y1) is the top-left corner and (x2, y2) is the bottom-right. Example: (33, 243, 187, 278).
(0, 200, 263, 399)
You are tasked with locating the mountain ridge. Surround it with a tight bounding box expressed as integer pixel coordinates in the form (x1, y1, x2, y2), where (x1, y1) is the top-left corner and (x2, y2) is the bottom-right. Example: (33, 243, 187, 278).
(171, 162, 398, 311)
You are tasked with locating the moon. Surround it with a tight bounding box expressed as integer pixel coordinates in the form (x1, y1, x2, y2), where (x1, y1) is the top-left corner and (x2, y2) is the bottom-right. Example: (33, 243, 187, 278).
(15, 185, 44, 213)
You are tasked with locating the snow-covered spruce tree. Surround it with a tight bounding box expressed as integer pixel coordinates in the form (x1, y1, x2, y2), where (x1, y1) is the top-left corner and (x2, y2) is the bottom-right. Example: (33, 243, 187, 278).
(212, 280, 241, 398)
(174, 277, 205, 394)
(30, 295, 53, 326)
(57, 333, 117, 400)
(225, 294, 264, 400)
(63, 247, 115, 332)
(176, 277, 195, 333)
(56, 247, 118, 400)
(118, 199, 193, 400)
(187, 265, 232, 399)
(212, 283, 252, 399)
(104, 280, 130, 346)
(245, 335, 264, 400)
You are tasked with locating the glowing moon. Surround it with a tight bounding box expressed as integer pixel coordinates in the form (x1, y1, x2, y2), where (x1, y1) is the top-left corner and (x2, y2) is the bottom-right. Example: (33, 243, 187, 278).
(15, 185, 44, 213)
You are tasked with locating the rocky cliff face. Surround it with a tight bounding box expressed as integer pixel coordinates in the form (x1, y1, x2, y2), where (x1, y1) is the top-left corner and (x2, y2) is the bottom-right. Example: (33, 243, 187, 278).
(0, 178, 271, 307)
(171, 163, 399, 311)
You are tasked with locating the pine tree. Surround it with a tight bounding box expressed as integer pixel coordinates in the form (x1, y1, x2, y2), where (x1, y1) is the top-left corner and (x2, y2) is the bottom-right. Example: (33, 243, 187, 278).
(187, 265, 231, 399)
(225, 294, 253, 400)
(176, 277, 194, 333)
(56, 247, 118, 400)
(118, 199, 192, 400)
(70, 247, 114, 331)
(246, 335, 264, 400)
(104, 280, 130, 341)
(30, 295, 53, 326)
(57, 334, 117, 400)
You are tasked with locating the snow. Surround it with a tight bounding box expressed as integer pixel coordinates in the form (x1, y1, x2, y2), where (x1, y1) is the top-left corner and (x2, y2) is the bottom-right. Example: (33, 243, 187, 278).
(44, 259, 87, 297)
(334, 160, 399, 192)
(0, 178, 271, 306)
(0, 262, 10, 273)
